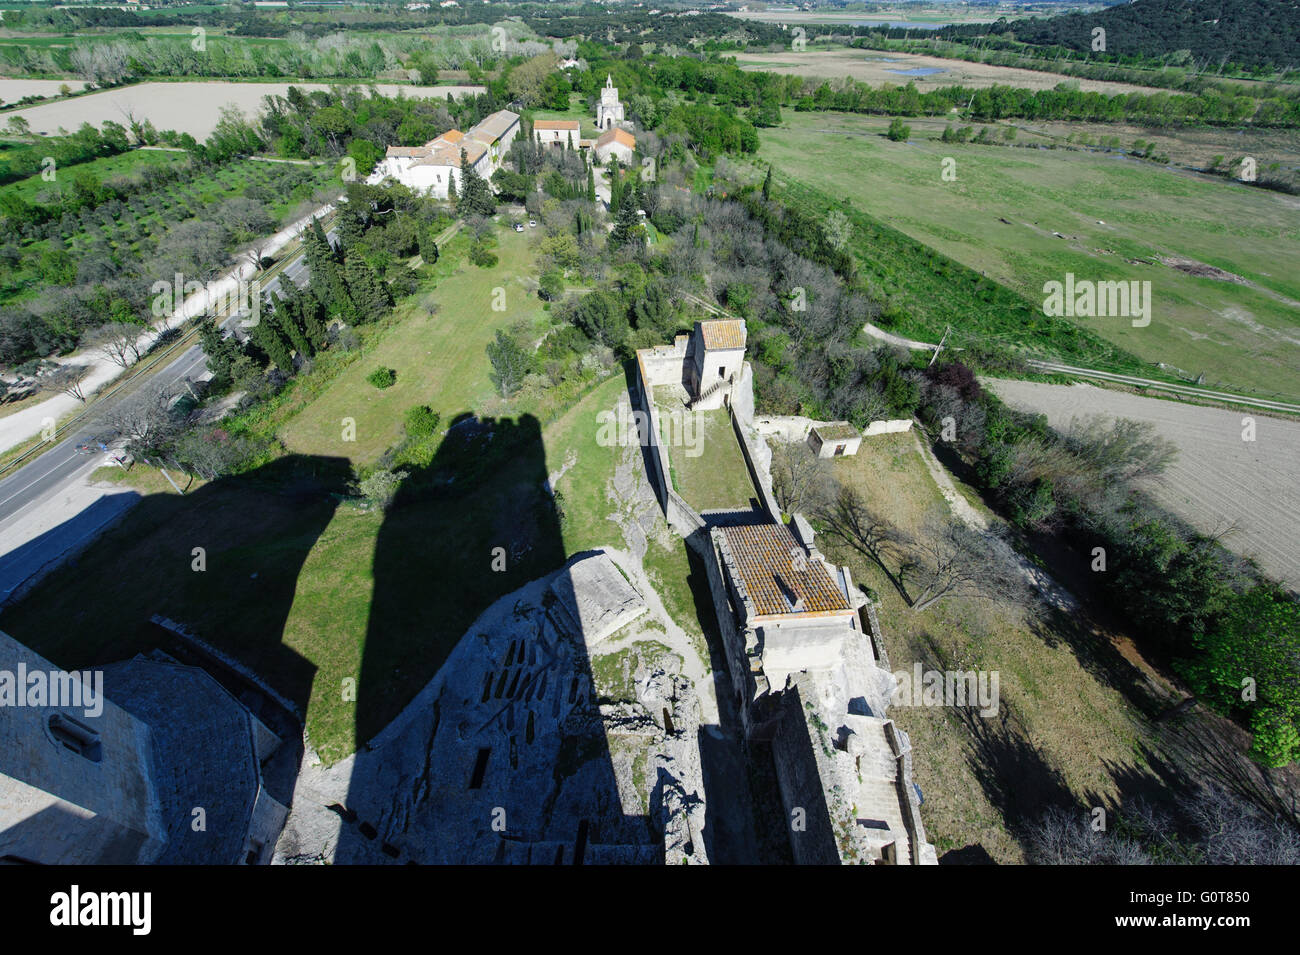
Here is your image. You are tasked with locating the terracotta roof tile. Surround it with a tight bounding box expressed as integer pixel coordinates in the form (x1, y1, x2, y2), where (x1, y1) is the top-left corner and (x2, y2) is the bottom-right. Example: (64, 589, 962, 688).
(721, 524, 851, 618)
(699, 319, 747, 350)
(595, 127, 636, 149)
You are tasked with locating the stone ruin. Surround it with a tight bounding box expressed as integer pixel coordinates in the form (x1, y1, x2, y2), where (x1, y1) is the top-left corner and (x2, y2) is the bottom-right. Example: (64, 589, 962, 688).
(276, 550, 709, 864)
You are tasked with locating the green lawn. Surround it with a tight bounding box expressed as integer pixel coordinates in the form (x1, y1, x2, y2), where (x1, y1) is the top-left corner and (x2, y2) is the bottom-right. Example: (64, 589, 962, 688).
(760, 112, 1300, 402)
(541, 374, 626, 555)
(658, 399, 759, 512)
(279, 227, 546, 466)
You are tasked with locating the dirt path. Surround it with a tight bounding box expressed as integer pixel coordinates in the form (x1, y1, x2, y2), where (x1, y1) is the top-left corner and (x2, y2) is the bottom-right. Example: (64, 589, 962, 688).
(910, 429, 1080, 612)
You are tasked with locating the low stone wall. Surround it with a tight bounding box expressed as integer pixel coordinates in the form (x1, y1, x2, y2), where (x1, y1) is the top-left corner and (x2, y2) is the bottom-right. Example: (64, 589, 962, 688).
(754, 415, 913, 443)
(863, 419, 912, 437)
(883, 720, 933, 865)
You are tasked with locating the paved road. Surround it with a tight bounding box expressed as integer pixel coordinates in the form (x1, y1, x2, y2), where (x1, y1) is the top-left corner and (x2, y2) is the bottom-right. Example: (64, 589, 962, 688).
(0, 232, 321, 532)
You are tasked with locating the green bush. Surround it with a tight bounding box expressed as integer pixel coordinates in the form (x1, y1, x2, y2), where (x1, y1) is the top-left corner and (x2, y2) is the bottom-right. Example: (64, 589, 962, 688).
(404, 404, 440, 437)
(367, 367, 397, 389)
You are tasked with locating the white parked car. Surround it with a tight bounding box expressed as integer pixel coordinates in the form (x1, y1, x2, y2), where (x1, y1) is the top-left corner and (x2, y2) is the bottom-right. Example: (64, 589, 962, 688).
(528, 219, 537, 228)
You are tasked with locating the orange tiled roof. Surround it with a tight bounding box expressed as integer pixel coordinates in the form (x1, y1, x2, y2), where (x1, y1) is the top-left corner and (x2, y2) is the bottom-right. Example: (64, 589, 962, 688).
(721, 524, 851, 618)
(699, 319, 746, 351)
(534, 119, 580, 130)
(595, 127, 636, 149)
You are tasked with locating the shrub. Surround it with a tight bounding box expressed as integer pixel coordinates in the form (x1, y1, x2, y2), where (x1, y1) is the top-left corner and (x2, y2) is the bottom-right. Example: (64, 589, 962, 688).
(367, 367, 396, 389)
(357, 468, 407, 510)
(404, 404, 440, 437)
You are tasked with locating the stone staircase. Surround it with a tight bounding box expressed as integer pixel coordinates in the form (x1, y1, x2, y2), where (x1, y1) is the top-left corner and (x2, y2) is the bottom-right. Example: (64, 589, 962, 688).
(851, 722, 913, 864)
(688, 375, 730, 410)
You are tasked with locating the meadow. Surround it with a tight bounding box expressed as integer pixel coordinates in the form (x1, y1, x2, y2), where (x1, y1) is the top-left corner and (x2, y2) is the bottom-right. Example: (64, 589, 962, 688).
(759, 111, 1300, 403)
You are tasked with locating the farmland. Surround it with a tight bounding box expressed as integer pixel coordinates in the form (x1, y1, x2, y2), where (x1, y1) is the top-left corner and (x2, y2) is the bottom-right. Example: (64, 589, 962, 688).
(758, 111, 1300, 403)
(2, 80, 484, 140)
(731, 48, 1169, 96)
(985, 377, 1300, 589)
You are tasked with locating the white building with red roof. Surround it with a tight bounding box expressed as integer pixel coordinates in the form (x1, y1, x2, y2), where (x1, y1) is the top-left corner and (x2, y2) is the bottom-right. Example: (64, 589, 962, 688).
(370, 109, 520, 199)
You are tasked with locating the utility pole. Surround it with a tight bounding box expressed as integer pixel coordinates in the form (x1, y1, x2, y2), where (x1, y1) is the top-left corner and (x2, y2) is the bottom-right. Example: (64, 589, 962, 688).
(929, 325, 951, 367)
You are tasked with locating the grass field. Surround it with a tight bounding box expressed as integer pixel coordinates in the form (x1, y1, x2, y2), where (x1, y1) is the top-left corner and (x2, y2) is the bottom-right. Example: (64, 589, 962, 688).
(655, 399, 759, 512)
(280, 228, 547, 466)
(810, 431, 1180, 862)
(760, 111, 1300, 402)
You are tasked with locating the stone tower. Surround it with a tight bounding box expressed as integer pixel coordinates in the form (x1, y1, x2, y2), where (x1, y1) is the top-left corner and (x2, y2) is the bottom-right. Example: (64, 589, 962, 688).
(0, 630, 288, 865)
(0, 631, 165, 864)
(596, 74, 625, 131)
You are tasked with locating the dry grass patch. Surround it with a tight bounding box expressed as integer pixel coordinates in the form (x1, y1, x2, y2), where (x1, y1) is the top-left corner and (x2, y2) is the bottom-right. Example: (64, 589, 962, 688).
(812, 433, 1170, 863)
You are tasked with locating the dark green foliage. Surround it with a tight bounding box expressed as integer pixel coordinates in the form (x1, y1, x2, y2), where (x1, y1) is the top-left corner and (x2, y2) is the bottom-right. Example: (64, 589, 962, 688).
(486, 327, 533, 397)
(1181, 586, 1300, 767)
(198, 317, 242, 381)
(367, 366, 396, 389)
(404, 404, 441, 438)
(456, 149, 496, 218)
(608, 190, 642, 250)
(419, 232, 440, 265)
(345, 255, 392, 322)
(250, 304, 295, 374)
(886, 118, 911, 142)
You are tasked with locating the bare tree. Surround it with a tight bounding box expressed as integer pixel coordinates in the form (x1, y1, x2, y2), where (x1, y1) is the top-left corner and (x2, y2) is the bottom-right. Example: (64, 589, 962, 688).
(1064, 415, 1178, 485)
(244, 239, 272, 274)
(770, 443, 830, 515)
(816, 484, 912, 599)
(900, 519, 1029, 613)
(103, 385, 179, 455)
(1028, 787, 1300, 865)
(43, 365, 91, 404)
(95, 323, 146, 369)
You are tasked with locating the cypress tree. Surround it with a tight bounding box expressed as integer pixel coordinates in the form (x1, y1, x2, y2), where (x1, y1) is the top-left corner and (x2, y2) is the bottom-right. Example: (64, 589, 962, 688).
(198, 317, 241, 379)
(609, 191, 640, 250)
(587, 164, 596, 202)
(762, 164, 772, 200)
(270, 292, 313, 359)
(457, 148, 495, 217)
(345, 256, 392, 323)
(251, 297, 295, 374)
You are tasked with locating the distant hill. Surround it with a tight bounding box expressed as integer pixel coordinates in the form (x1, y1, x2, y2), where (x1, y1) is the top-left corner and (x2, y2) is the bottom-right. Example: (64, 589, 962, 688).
(941, 0, 1300, 72)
